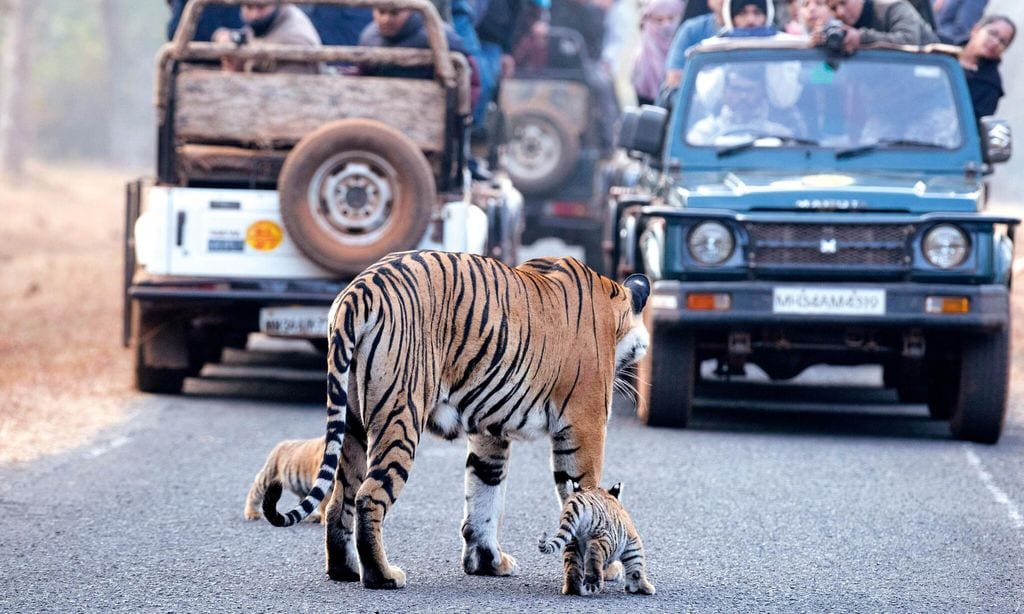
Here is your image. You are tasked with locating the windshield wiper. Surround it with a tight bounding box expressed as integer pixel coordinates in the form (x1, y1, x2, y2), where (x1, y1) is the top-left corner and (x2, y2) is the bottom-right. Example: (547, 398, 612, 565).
(836, 138, 949, 160)
(716, 134, 821, 158)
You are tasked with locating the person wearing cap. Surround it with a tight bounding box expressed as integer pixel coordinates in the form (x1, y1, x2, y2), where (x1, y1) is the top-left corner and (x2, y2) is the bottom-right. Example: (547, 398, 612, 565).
(722, 0, 774, 31)
(827, 0, 938, 53)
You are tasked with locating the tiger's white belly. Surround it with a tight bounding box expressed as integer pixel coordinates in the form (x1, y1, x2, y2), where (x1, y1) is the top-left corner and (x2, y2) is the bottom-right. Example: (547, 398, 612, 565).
(426, 396, 551, 441)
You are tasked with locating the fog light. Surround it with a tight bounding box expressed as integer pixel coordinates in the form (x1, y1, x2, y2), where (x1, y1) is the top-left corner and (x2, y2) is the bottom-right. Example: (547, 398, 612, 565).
(925, 296, 969, 314)
(652, 294, 679, 310)
(687, 293, 732, 311)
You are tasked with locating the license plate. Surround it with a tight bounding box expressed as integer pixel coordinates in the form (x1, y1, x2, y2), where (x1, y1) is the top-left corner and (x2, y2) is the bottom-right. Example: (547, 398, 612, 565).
(772, 287, 886, 316)
(259, 306, 329, 338)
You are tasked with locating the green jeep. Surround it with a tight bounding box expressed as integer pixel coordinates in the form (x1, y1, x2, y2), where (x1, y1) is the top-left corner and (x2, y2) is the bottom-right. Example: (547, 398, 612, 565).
(605, 37, 1016, 443)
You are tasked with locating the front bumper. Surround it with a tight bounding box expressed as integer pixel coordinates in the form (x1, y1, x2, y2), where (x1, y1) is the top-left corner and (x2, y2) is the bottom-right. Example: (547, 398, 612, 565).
(650, 280, 1009, 331)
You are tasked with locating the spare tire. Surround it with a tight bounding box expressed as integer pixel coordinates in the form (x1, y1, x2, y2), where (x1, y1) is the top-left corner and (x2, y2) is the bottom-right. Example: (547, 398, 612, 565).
(503, 108, 580, 196)
(279, 119, 435, 277)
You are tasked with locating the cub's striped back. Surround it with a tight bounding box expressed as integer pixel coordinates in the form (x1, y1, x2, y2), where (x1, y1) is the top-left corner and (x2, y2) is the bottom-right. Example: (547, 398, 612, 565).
(539, 482, 655, 596)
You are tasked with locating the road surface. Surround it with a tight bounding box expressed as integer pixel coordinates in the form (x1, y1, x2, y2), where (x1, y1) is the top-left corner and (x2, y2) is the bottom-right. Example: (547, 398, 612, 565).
(1, 344, 1022, 612)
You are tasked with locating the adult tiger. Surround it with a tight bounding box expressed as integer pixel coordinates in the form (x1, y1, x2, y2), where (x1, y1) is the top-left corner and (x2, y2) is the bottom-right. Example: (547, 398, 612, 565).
(263, 251, 650, 589)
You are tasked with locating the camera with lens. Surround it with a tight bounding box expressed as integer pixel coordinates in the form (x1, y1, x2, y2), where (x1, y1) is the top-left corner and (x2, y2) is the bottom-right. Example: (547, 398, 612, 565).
(822, 18, 846, 53)
(229, 29, 250, 46)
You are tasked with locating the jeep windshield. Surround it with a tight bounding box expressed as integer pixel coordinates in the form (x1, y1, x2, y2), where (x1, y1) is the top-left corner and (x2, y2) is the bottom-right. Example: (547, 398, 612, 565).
(682, 54, 964, 153)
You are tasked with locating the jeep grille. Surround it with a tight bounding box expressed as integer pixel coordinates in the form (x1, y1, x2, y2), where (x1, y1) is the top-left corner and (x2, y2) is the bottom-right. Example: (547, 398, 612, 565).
(746, 223, 913, 269)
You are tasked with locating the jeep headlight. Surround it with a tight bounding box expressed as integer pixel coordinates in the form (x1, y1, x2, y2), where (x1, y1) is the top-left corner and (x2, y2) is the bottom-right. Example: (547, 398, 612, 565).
(688, 221, 734, 265)
(922, 224, 968, 269)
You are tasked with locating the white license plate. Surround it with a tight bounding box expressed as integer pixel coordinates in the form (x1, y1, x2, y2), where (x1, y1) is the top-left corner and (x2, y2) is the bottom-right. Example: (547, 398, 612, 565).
(259, 306, 329, 338)
(772, 287, 886, 316)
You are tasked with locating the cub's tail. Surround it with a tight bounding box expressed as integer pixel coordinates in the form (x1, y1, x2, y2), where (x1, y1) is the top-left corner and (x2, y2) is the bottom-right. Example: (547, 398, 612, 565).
(538, 523, 575, 555)
(263, 291, 358, 527)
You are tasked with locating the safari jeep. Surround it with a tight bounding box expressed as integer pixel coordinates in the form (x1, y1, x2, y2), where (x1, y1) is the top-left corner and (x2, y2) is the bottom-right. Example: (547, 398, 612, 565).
(123, 0, 522, 394)
(605, 37, 1016, 443)
(501, 26, 614, 271)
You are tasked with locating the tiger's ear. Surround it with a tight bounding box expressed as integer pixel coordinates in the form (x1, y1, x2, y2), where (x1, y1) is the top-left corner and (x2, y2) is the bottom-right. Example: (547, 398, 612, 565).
(571, 480, 582, 493)
(623, 275, 650, 314)
(608, 482, 622, 499)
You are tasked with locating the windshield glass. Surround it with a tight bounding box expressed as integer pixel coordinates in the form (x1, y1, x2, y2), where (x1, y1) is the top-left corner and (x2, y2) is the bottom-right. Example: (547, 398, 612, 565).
(682, 57, 963, 151)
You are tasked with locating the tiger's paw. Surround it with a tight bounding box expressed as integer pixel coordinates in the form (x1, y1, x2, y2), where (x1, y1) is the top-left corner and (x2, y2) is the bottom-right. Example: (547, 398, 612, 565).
(604, 560, 624, 582)
(580, 578, 603, 596)
(625, 577, 656, 595)
(361, 565, 406, 590)
(326, 563, 361, 582)
(463, 547, 519, 576)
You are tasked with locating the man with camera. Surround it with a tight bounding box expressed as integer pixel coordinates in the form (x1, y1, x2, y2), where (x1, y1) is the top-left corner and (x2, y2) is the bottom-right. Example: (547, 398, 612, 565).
(212, 3, 322, 74)
(827, 0, 937, 53)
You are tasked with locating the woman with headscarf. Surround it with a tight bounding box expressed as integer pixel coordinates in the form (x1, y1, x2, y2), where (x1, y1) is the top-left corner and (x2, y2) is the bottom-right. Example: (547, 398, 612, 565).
(632, 0, 685, 105)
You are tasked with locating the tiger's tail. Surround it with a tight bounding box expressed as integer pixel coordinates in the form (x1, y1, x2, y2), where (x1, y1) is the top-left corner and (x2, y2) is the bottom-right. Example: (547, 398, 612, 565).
(263, 291, 358, 527)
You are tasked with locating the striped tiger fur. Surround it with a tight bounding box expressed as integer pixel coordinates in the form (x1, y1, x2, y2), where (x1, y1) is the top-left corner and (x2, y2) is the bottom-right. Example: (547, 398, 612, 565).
(262, 250, 650, 590)
(539, 481, 655, 596)
(244, 438, 327, 523)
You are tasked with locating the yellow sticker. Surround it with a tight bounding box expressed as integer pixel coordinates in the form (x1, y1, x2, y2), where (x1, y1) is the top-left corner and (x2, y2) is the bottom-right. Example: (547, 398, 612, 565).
(802, 174, 855, 188)
(246, 220, 284, 251)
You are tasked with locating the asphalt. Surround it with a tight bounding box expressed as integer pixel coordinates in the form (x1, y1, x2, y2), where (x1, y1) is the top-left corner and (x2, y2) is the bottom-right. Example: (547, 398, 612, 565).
(1, 352, 1022, 613)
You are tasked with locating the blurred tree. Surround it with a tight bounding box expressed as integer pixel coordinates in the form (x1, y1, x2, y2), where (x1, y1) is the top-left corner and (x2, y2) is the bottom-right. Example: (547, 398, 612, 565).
(0, 0, 36, 177)
(99, 0, 132, 165)
(7, 0, 166, 168)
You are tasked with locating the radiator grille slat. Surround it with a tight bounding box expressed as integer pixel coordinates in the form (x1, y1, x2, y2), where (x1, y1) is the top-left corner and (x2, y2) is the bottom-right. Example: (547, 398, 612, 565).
(746, 223, 913, 268)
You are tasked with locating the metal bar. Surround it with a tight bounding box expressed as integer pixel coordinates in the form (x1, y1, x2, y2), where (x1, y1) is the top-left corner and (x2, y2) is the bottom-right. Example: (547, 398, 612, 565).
(173, 0, 454, 85)
(129, 286, 343, 303)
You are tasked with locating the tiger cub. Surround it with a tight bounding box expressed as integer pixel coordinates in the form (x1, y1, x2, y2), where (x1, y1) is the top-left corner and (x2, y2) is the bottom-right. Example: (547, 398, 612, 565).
(245, 438, 328, 523)
(539, 481, 655, 596)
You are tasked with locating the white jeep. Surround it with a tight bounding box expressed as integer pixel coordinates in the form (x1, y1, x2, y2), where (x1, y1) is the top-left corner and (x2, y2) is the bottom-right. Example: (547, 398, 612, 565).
(124, 0, 522, 393)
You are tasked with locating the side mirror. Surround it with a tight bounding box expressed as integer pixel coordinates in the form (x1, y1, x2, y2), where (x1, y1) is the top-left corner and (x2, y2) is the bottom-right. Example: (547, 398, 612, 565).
(616, 105, 667, 158)
(980, 117, 1012, 164)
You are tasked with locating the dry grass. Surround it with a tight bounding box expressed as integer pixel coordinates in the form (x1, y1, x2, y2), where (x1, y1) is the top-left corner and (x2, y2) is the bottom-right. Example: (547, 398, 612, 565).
(0, 164, 1022, 464)
(0, 162, 135, 463)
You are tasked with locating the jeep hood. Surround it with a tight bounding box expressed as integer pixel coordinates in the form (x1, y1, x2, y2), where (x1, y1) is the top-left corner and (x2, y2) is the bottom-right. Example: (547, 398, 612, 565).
(676, 170, 983, 213)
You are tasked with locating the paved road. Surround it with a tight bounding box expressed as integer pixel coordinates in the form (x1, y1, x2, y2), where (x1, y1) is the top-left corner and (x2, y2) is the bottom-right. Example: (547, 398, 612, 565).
(2, 345, 1023, 613)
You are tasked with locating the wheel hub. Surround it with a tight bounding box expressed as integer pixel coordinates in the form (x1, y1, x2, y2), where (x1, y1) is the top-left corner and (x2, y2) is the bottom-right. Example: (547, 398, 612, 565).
(309, 154, 396, 243)
(506, 118, 561, 180)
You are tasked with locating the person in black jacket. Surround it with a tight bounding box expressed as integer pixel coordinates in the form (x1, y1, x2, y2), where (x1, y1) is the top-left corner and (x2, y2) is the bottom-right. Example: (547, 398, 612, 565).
(959, 14, 1015, 119)
(473, 0, 528, 125)
(166, 0, 243, 41)
(359, 7, 471, 79)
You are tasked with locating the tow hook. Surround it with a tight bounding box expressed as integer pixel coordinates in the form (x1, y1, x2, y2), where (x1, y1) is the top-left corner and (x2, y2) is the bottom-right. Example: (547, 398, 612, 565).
(903, 330, 925, 359)
(715, 332, 751, 377)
